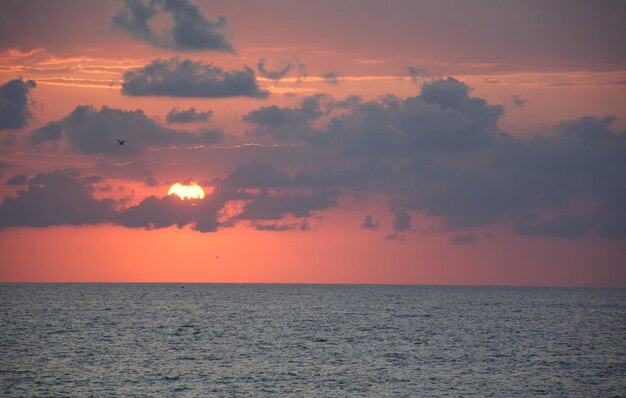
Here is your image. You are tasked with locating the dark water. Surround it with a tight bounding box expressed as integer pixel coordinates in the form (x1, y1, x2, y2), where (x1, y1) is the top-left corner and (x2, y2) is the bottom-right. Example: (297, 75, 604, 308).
(1, 284, 625, 397)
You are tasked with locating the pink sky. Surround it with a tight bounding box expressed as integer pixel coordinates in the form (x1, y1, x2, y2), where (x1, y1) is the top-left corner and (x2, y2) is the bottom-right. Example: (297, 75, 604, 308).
(0, 0, 625, 286)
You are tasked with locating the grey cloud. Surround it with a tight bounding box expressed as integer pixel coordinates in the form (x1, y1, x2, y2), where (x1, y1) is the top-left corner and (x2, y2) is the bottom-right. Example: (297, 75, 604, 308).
(361, 214, 379, 230)
(251, 220, 309, 232)
(243, 94, 327, 140)
(322, 71, 341, 85)
(449, 233, 477, 246)
(0, 169, 116, 229)
(246, 78, 503, 154)
(513, 216, 592, 239)
(391, 206, 412, 232)
(0, 78, 36, 130)
(5, 174, 27, 186)
(242, 77, 625, 240)
(28, 105, 224, 154)
(0, 160, 337, 233)
(257, 58, 293, 81)
(0, 134, 18, 146)
(110, 0, 233, 52)
(511, 95, 527, 107)
(144, 176, 159, 187)
(235, 189, 338, 221)
(384, 232, 405, 241)
(29, 121, 63, 146)
(252, 222, 294, 231)
(7, 76, 626, 241)
(122, 58, 268, 98)
(166, 107, 213, 123)
(116, 162, 336, 232)
(406, 66, 430, 81)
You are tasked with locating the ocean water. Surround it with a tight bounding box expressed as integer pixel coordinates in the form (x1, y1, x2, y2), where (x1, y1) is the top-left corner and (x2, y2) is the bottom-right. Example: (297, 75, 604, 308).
(1, 284, 625, 397)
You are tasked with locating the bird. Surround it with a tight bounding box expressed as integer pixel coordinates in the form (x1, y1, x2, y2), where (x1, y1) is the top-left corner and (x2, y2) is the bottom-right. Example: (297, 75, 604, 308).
(117, 139, 126, 145)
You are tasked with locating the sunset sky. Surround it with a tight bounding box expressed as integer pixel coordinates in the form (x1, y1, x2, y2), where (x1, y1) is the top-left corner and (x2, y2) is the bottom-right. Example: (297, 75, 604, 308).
(0, 0, 625, 286)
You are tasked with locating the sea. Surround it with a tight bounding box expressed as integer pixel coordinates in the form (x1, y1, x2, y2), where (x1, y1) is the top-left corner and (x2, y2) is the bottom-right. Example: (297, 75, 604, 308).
(1, 284, 625, 397)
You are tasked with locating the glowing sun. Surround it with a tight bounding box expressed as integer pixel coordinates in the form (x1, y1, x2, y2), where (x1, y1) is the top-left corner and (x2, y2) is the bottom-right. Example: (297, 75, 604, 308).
(168, 182, 205, 200)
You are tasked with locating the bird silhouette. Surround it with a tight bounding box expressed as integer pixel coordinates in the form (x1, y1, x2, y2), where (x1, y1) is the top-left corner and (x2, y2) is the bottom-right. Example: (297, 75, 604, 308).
(118, 139, 126, 145)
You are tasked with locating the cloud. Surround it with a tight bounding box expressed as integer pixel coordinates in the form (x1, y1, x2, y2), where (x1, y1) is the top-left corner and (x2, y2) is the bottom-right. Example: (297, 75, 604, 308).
(0, 169, 116, 229)
(28, 105, 224, 153)
(116, 161, 337, 232)
(0, 78, 36, 130)
(243, 94, 327, 140)
(5, 174, 27, 186)
(256, 57, 307, 81)
(0, 160, 338, 233)
(29, 121, 63, 146)
(511, 95, 527, 107)
(6, 76, 626, 241)
(384, 232, 405, 241)
(110, 0, 234, 52)
(247, 78, 503, 154)
(513, 216, 592, 239)
(361, 214, 379, 230)
(121, 57, 268, 98)
(322, 71, 341, 85)
(252, 219, 310, 231)
(449, 233, 477, 246)
(390, 205, 412, 231)
(406, 66, 430, 82)
(241, 78, 626, 240)
(235, 189, 338, 221)
(256, 58, 293, 81)
(166, 107, 213, 123)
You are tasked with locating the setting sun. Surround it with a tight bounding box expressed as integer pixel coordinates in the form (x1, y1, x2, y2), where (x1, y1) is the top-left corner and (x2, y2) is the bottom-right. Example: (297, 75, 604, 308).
(168, 183, 205, 200)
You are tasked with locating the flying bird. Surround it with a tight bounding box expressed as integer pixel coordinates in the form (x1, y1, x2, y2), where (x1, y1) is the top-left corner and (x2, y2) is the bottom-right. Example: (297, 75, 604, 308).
(118, 139, 126, 145)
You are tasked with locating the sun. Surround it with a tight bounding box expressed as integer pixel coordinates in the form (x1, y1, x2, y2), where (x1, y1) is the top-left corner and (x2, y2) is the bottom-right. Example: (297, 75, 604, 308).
(168, 182, 205, 200)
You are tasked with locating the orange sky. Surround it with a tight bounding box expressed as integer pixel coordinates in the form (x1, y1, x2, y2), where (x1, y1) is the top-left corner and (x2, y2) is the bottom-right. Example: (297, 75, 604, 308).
(0, 0, 625, 286)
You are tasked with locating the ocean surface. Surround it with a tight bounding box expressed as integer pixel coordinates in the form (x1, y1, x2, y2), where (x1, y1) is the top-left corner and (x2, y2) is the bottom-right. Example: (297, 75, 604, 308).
(1, 284, 625, 397)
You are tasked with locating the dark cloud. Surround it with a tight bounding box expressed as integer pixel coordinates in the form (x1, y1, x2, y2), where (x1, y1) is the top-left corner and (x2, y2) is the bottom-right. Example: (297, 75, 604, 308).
(29, 121, 63, 146)
(5, 174, 27, 186)
(391, 205, 412, 232)
(0, 78, 36, 130)
(28, 105, 224, 153)
(513, 216, 592, 239)
(241, 78, 625, 240)
(116, 162, 336, 232)
(511, 95, 527, 107)
(384, 232, 405, 241)
(121, 58, 268, 98)
(0, 161, 8, 169)
(251, 220, 310, 231)
(406, 66, 430, 82)
(449, 233, 477, 246)
(246, 78, 503, 154)
(0, 169, 116, 229)
(235, 189, 338, 221)
(6, 76, 626, 241)
(144, 176, 159, 187)
(0, 160, 337, 233)
(243, 94, 327, 140)
(361, 214, 379, 230)
(0, 134, 18, 146)
(257, 58, 293, 81)
(110, 0, 233, 52)
(322, 71, 341, 85)
(166, 107, 213, 123)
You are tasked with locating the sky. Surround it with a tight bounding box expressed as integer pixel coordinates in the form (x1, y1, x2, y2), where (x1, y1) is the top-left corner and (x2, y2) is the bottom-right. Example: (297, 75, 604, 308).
(0, 0, 625, 286)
